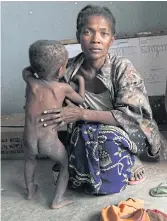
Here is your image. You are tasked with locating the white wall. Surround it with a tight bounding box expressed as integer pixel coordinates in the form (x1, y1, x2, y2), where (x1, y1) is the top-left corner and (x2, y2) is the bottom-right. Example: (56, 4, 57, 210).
(1, 1, 167, 114)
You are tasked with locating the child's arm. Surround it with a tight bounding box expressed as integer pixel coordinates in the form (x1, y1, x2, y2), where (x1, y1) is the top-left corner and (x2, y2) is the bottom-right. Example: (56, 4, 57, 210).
(22, 66, 36, 83)
(64, 76, 85, 104)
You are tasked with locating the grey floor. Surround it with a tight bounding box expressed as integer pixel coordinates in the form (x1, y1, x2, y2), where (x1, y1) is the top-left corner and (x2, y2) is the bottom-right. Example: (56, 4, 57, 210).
(1, 159, 167, 221)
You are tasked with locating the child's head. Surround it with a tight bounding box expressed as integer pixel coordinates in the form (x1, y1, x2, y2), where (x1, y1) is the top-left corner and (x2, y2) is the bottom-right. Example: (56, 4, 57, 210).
(29, 40, 68, 79)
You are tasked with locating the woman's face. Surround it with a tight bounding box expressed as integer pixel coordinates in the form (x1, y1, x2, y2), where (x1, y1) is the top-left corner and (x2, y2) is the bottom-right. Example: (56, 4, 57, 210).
(79, 15, 114, 61)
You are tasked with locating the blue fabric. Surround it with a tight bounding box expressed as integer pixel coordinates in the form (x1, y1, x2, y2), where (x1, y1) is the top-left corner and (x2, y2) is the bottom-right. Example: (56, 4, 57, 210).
(68, 122, 135, 195)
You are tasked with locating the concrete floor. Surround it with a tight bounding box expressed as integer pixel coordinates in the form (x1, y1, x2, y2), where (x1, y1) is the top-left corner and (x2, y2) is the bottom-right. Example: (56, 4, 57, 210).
(1, 159, 167, 221)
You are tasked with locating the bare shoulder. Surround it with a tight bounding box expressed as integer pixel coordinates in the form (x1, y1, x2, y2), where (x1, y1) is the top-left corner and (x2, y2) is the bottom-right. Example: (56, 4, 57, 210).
(28, 78, 40, 87)
(28, 78, 45, 93)
(56, 82, 71, 89)
(51, 82, 70, 93)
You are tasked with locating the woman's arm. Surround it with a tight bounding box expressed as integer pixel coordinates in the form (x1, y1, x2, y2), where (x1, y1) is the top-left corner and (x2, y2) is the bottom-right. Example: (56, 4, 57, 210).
(40, 99, 119, 130)
(22, 71, 35, 83)
(22, 66, 37, 83)
(81, 109, 119, 126)
(110, 58, 162, 156)
(22, 66, 35, 75)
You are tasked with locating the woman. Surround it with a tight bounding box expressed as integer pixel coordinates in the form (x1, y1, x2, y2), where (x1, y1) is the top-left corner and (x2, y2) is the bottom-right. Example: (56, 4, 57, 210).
(23, 5, 163, 195)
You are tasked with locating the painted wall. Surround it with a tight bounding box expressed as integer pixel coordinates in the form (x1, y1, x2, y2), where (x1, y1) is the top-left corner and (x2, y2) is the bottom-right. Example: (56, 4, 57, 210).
(1, 1, 167, 114)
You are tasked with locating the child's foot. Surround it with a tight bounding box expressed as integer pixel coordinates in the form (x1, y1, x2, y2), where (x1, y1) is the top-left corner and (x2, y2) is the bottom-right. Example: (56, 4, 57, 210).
(51, 198, 74, 209)
(26, 184, 38, 200)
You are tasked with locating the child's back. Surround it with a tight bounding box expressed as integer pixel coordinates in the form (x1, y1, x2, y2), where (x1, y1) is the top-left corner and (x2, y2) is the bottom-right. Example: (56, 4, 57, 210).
(25, 79, 65, 133)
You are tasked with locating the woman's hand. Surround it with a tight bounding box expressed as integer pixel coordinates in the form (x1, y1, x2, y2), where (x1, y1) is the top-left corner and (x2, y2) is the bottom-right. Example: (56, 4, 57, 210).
(40, 99, 83, 131)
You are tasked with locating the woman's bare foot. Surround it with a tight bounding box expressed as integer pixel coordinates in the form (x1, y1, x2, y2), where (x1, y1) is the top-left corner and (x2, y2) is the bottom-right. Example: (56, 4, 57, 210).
(129, 156, 145, 185)
(26, 184, 38, 200)
(51, 198, 74, 209)
(159, 133, 167, 161)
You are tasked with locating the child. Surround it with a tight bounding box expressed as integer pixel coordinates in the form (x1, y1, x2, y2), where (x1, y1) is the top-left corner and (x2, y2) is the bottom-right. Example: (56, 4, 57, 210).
(23, 40, 85, 209)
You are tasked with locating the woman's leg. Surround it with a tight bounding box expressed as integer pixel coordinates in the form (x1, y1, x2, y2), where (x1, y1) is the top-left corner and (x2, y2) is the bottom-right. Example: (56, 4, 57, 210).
(128, 130, 148, 184)
(68, 123, 137, 194)
(52, 125, 146, 186)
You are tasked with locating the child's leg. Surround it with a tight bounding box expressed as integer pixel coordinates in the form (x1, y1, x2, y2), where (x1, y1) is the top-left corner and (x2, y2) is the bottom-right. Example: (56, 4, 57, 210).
(39, 137, 73, 209)
(24, 138, 38, 200)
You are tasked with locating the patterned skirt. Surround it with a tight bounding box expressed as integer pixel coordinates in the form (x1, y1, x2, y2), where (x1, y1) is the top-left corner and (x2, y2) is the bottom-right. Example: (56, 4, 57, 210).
(68, 122, 135, 195)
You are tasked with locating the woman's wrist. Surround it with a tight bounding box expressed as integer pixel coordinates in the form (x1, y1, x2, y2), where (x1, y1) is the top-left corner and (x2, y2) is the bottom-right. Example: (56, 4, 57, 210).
(79, 108, 86, 121)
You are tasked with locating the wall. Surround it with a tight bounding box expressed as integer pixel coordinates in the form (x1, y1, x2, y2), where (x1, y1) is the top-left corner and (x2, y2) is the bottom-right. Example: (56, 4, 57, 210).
(1, 1, 167, 114)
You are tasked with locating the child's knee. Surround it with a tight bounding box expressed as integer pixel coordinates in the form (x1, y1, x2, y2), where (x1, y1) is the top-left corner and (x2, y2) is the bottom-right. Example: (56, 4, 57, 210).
(25, 153, 36, 161)
(59, 164, 69, 176)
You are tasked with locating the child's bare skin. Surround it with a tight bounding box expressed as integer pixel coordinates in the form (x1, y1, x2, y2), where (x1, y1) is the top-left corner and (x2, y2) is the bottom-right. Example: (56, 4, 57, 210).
(23, 40, 85, 209)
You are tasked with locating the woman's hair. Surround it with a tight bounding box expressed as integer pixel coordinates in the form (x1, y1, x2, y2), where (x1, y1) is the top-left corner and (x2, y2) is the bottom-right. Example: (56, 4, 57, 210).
(29, 40, 68, 76)
(76, 5, 116, 40)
